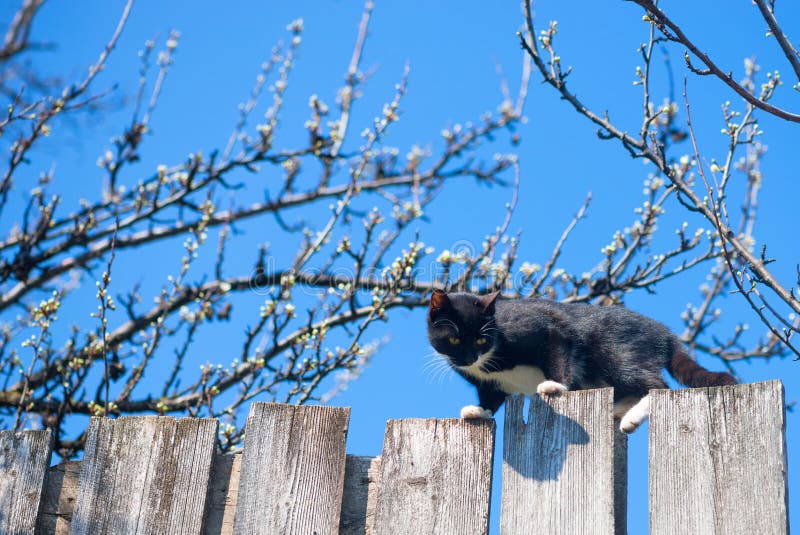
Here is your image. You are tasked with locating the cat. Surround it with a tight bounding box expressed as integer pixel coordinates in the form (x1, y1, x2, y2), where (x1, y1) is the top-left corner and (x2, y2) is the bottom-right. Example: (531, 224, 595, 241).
(426, 289, 736, 433)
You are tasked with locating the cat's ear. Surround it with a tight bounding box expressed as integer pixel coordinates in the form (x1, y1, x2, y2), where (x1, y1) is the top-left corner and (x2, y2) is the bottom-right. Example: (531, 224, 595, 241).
(481, 290, 501, 315)
(429, 289, 451, 317)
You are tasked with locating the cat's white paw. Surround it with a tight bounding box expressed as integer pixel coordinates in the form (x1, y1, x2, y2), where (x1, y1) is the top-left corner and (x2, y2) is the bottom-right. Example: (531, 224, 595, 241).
(460, 405, 493, 419)
(537, 380, 568, 395)
(619, 395, 650, 434)
(619, 416, 640, 434)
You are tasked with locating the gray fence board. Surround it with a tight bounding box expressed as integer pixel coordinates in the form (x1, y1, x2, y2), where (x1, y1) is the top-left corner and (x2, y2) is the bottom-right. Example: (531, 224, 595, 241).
(0, 429, 52, 535)
(38, 460, 81, 535)
(3, 388, 789, 534)
(649, 381, 788, 534)
(339, 455, 381, 535)
(202, 452, 240, 535)
(372, 418, 495, 535)
(232, 403, 350, 535)
(501, 389, 622, 534)
(41, 451, 382, 535)
(613, 428, 627, 535)
(70, 416, 217, 535)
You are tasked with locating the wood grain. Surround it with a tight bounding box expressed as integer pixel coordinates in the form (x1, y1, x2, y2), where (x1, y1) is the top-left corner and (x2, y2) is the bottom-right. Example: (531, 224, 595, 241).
(37, 460, 81, 535)
(0, 429, 52, 535)
(372, 418, 495, 535)
(70, 416, 217, 535)
(232, 403, 350, 535)
(39, 451, 382, 535)
(201, 452, 241, 535)
(339, 455, 381, 535)
(649, 381, 788, 535)
(43, 456, 231, 535)
(501, 389, 621, 534)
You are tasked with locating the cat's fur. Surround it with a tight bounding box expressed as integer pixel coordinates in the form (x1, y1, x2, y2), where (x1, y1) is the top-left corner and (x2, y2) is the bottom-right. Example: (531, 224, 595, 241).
(426, 290, 736, 433)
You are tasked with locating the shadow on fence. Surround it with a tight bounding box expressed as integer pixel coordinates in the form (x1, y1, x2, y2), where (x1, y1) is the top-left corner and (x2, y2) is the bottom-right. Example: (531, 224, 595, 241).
(0, 380, 789, 534)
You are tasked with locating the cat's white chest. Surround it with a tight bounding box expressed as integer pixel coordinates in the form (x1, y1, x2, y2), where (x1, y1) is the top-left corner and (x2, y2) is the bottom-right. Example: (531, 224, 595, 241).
(462, 358, 546, 395)
(491, 365, 546, 395)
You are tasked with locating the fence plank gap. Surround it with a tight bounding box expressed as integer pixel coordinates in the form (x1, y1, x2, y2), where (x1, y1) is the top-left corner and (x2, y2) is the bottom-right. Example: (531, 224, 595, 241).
(202, 451, 241, 535)
(649, 380, 789, 535)
(232, 403, 350, 535)
(372, 418, 495, 535)
(339, 455, 381, 535)
(37, 459, 81, 535)
(613, 428, 627, 535)
(501, 388, 622, 535)
(70, 416, 218, 535)
(339, 455, 372, 535)
(0, 429, 52, 535)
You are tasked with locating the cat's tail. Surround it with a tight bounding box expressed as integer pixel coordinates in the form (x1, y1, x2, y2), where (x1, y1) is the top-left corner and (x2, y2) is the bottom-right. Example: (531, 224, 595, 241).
(667, 350, 737, 388)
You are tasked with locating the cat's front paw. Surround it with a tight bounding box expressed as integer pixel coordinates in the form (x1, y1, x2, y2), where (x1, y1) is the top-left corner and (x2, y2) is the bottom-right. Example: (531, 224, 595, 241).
(619, 415, 642, 434)
(536, 380, 568, 395)
(460, 405, 493, 419)
(619, 395, 650, 434)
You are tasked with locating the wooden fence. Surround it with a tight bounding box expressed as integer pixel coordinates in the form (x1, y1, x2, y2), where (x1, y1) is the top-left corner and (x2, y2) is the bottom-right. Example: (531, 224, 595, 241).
(0, 380, 789, 534)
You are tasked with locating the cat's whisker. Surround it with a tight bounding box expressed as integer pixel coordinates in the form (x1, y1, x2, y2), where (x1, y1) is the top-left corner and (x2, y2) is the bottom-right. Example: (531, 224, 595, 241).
(422, 350, 444, 362)
(424, 366, 443, 383)
(423, 361, 449, 376)
(434, 365, 453, 385)
(421, 352, 455, 385)
(422, 356, 446, 373)
(483, 360, 498, 373)
(429, 361, 454, 385)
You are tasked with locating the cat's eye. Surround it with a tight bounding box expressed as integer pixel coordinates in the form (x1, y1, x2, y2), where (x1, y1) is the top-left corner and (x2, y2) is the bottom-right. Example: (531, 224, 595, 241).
(476, 337, 487, 346)
(448, 336, 460, 345)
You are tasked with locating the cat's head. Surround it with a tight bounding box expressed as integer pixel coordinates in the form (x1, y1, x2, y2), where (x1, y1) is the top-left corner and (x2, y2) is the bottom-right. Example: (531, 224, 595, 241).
(426, 290, 500, 368)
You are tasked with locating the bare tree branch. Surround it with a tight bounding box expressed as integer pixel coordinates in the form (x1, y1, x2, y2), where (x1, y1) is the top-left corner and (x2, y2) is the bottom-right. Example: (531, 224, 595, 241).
(632, 0, 800, 122)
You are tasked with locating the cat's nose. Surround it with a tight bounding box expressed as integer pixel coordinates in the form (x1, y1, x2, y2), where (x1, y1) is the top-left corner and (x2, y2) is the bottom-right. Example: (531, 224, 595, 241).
(463, 353, 479, 366)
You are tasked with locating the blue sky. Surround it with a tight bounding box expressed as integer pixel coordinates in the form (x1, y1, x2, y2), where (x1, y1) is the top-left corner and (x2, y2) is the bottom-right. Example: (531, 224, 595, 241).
(8, 0, 799, 531)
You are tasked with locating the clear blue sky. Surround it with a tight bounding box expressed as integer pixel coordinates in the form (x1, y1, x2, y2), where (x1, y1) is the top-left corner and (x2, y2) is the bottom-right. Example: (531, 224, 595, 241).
(11, 0, 799, 531)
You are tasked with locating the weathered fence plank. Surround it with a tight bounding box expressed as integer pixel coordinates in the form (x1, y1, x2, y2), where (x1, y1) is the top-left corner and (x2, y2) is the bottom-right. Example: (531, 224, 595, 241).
(233, 403, 350, 535)
(202, 452, 241, 535)
(43, 457, 231, 535)
(38, 460, 81, 535)
(38, 452, 381, 535)
(501, 389, 623, 534)
(0, 429, 52, 535)
(372, 418, 495, 535)
(339, 455, 381, 535)
(13, 386, 791, 534)
(649, 380, 789, 535)
(70, 416, 217, 535)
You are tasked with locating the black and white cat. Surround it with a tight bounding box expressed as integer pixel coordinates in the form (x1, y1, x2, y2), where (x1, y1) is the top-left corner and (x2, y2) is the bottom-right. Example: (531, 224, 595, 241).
(426, 290, 736, 433)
